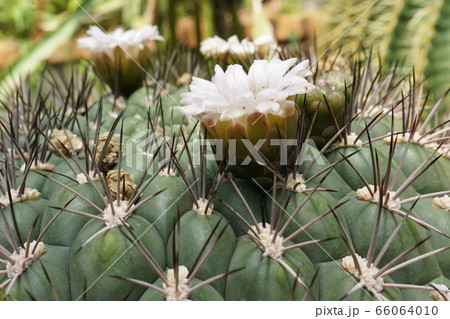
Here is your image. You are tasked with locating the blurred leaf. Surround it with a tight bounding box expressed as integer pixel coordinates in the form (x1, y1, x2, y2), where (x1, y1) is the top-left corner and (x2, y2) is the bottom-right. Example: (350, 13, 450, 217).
(230, 0, 243, 38)
(0, 0, 95, 100)
(201, 0, 216, 37)
(122, 0, 142, 29)
(251, 0, 274, 38)
(91, 0, 123, 16)
(0, 0, 36, 38)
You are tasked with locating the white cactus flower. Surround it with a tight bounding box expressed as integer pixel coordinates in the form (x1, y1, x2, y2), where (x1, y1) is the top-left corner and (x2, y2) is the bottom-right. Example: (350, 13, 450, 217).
(179, 57, 313, 123)
(200, 34, 276, 59)
(77, 25, 164, 97)
(77, 25, 164, 60)
(253, 35, 279, 57)
(200, 35, 229, 58)
(253, 35, 277, 48)
(227, 35, 256, 56)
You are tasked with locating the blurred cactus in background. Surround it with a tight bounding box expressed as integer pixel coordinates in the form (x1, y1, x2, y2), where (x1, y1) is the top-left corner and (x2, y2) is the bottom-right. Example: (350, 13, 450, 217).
(319, 0, 450, 105)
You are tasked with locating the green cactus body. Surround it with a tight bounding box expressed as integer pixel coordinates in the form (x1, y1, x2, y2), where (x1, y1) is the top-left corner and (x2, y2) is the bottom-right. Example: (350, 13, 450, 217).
(225, 234, 317, 300)
(18, 170, 51, 192)
(87, 95, 122, 120)
(409, 197, 450, 278)
(301, 79, 348, 148)
(297, 144, 352, 199)
(205, 108, 299, 188)
(160, 85, 190, 125)
(401, 275, 450, 301)
(120, 158, 151, 184)
(127, 85, 189, 126)
(272, 190, 351, 263)
(326, 145, 419, 198)
(39, 183, 105, 247)
(184, 164, 217, 194)
(126, 87, 155, 107)
(320, 0, 403, 56)
(135, 175, 193, 245)
(139, 277, 224, 301)
(0, 199, 47, 251)
(69, 215, 166, 301)
(0, 244, 71, 301)
(340, 193, 442, 285)
(213, 178, 265, 235)
(316, 260, 404, 301)
(2, 33, 450, 302)
(39, 161, 80, 199)
(326, 146, 378, 190)
(166, 210, 237, 295)
(353, 116, 402, 141)
(388, 143, 450, 194)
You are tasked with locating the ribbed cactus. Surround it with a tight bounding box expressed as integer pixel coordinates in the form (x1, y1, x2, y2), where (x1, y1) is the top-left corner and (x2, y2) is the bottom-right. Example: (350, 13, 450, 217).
(0, 25, 449, 302)
(320, 0, 450, 101)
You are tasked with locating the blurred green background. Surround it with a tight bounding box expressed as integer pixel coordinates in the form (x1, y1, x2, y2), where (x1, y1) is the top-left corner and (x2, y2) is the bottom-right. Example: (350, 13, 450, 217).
(0, 0, 449, 106)
(0, 0, 312, 67)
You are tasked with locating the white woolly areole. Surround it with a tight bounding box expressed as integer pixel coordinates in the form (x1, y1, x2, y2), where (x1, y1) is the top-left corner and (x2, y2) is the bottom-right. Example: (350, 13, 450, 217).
(145, 94, 155, 106)
(0, 188, 41, 206)
(6, 241, 46, 279)
(342, 254, 384, 293)
(20, 161, 55, 172)
(159, 167, 177, 177)
(383, 132, 423, 145)
(358, 105, 387, 119)
(286, 173, 307, 193)
(248, 223, 284, 260)
(137, 147, 154, 158)
(108, 95, 127, 110)
(102, 201, 131, 228)
(432, 195, 450, 212)
(356, 185, 401, 210)
(108, 111, 119, 119)
(76, 171, 100, 184)
(437, 145, 450, 159)
(5, 148, 28, 160)
(430, 283, 450, 301)
(89, 121, 98, 131)
(164, 266, 191, 301)
(192, 198, 213, 216)
(332, 132, 363, 150)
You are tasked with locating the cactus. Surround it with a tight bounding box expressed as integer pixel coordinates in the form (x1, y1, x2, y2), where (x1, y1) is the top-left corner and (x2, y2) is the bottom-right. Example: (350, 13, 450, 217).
(319, 0, 450, 101)
(0, 25, 449, 302)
